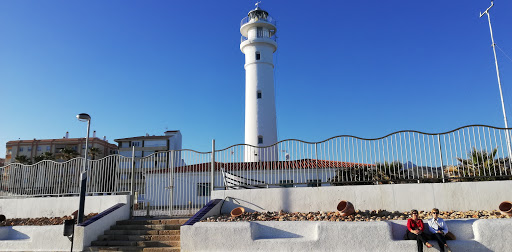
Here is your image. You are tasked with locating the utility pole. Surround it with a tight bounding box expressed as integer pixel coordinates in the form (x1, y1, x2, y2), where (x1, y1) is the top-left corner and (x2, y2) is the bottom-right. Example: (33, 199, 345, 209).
(480, 1, 512, 158)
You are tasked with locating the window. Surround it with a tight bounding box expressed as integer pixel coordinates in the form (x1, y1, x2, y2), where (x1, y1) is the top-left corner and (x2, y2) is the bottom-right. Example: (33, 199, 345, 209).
(255, 52, 260, 60)
(27, 147, 32, 151)
(46, 146, 51, 151)
(257, 91, 262, 99)
(307, 179, 321, 187)
(37, 147, 41, 151)
(197, 183, 211, 196)
(131, 141, 141, 147)
(19, 147, 23, 152)
(258, 136, 263, 144)
(257, 27, 263, 38)
(279, 180, 294, 188)
(144, 140, 166, 147)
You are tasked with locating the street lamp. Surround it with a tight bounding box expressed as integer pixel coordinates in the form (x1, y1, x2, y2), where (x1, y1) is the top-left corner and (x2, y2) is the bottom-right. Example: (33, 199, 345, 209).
(76, 113, 91, 224)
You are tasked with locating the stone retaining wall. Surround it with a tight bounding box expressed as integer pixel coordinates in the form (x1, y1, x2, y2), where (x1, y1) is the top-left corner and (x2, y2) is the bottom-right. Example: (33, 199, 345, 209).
(0, 195, 129, 218)
(181, 219, 512, 252)
(213, 180, 512, 214)
(0, 203, 130, 251)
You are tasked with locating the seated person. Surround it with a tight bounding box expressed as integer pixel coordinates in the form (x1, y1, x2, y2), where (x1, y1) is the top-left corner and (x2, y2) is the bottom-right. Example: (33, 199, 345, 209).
(406, 209, 433, 252)
(427, 208, 452, 252)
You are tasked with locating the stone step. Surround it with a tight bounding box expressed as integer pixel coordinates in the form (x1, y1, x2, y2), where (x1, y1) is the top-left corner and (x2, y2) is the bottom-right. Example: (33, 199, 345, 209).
(105, 230, 180, 236)
(88, 247, 142, 252)
(110, 225, 181, 231)
(91, 240, 180, 247)
(143, 248, 181, 252)
(116, 219, 188, 226)
(97, 235, 180, 241)
(87, 246, 180, 252)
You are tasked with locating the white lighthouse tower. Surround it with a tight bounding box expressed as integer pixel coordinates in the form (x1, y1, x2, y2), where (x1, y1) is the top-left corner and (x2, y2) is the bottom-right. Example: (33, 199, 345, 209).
(240, 3, 278, 162)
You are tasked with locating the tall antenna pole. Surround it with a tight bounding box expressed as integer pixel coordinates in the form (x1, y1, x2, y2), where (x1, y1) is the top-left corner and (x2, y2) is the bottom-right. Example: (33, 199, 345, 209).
(480, 1, 512, 158)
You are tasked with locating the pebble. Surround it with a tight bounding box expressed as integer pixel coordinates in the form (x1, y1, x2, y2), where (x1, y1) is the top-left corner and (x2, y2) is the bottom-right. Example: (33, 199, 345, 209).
(0, 213, 98, 226)
(202, 210, 510, 223)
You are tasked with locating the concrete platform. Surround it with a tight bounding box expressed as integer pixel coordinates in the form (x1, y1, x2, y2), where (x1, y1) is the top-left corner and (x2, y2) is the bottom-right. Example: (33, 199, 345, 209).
(181, 219, 512, 252)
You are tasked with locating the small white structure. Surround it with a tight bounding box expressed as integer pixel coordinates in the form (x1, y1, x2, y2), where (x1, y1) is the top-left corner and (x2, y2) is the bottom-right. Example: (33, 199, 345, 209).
(114, 131, 183, 196)
(144, 160, 368, 208)
(240, 3, 278, 161)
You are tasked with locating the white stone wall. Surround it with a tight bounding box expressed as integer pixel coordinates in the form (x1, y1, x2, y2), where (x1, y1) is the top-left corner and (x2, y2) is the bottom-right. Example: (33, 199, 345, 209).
(0, 203, 129, 251)
(212, 180, 512, 213)
(0, 195, 129, 218)
(181, 219, 512, 252)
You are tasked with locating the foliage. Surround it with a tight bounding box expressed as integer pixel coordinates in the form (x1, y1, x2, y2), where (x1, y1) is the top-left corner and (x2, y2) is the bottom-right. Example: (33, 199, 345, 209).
(34, 152, 55, 163)
(57, 147, 79, 161)
(88, 147, 102, 160)
(455, 147, 504, 181)
(14, 155, 32, 165)
(373, 161, 403, 181)
(329, 161, 403, 185)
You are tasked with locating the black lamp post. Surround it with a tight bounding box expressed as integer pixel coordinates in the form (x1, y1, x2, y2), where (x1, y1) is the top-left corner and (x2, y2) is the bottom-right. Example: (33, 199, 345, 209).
(76, 113, 91, 224)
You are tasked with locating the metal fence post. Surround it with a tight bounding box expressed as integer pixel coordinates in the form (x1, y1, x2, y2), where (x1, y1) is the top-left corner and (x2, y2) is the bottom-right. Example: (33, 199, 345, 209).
(437, 134, 445, 183)
(57, 164, 63, 196)
(169, 150, 175, 216)
(211, 140, 215, 194)
(129, 146, 135, 219)
(315, 143, 320, 187)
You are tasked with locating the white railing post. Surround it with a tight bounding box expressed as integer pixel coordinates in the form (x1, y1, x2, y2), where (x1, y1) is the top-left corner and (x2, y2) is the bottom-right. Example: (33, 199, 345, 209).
(169, 150, 175, 216)
(315, 143, 320, 186)
(211, 140, 215, 194)
(438, 134, 445, 183)
(129, 146, 135, 219)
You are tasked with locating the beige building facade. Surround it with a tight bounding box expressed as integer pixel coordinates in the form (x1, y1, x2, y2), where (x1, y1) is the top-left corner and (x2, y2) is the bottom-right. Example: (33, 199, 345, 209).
(5, 132, 118, 164)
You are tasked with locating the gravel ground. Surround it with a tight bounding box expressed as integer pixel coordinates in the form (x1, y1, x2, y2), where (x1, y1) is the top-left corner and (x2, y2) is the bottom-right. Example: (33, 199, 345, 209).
(0, 213, 98, 226)
(202, 210, 511, 222)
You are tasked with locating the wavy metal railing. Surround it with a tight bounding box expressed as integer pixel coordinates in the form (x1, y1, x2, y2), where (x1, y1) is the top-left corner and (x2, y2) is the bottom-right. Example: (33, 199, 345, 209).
(212, 125, 512, 188)
(2, 125, 512, 215)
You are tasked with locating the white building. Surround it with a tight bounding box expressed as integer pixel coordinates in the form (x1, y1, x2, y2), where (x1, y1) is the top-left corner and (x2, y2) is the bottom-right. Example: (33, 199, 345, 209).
(115, 130, 182, 158)
(241, 4, 279, 161)
(114, 130, 183, 194)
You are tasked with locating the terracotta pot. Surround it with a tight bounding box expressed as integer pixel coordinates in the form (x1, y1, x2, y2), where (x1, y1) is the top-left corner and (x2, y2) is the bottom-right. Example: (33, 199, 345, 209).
(337, 200, 355, 216)
(231, 207, 245, 218)
(71, 210, 78, 220)
(498, 201, 512, 216)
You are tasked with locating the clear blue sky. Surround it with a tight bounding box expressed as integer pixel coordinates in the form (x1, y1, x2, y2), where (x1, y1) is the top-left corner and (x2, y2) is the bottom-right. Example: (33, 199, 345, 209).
(1, 0, 512, 157)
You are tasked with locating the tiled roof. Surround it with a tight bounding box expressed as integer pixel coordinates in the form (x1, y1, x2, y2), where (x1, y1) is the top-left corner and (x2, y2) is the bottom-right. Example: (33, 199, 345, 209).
(148, 159, 375, 174)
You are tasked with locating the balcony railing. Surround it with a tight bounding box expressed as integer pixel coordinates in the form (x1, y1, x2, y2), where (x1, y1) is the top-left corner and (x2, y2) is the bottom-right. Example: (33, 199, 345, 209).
(241, 35, 277, 43)
(240, 15, 277, 28)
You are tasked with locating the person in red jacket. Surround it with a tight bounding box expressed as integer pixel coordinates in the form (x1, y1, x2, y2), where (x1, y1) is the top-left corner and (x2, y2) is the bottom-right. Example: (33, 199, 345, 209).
(405, 209, 433, 251)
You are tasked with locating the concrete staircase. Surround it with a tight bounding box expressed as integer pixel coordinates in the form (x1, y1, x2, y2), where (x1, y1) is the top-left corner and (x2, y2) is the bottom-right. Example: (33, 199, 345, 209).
(87, 218, 188, 252)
